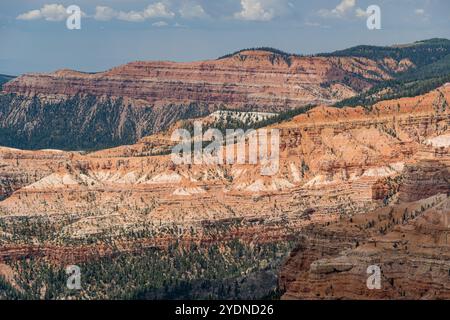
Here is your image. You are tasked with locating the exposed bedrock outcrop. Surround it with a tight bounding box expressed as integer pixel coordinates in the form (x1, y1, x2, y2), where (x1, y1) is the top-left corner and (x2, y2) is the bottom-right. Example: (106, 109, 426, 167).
(399, 147, 450, 202)
(280, 141, 450, 300)
(3, 52, 401, 109)
(0, 86, 448, 242)
(0, 50, 413, 150)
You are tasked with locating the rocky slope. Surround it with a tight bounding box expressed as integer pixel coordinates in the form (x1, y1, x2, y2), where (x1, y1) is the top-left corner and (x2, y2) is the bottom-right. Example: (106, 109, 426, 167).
(0, 48, 416, 150)
(0, 85, 448, 241)
(0, 84, 448, 299)
(280, 140, 450, 299)
(3, 52, 400, 108)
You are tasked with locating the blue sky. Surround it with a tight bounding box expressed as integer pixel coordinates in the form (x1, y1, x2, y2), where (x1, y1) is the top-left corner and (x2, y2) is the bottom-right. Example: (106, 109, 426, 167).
(1, 0, 450, 75)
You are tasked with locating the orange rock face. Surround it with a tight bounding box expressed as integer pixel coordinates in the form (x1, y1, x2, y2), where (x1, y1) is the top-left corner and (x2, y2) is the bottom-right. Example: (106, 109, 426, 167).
(280, 141, 450, 300)
(0, 50, 418, 151)
(0, 83, 448, 299)
(280, 194, 450, 300)
(2, 51, 403, 110)
(0, 85, 448, 234)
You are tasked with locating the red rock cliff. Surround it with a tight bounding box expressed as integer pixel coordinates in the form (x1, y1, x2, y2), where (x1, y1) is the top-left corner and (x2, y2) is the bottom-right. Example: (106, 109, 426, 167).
(2, 51, 403, 110)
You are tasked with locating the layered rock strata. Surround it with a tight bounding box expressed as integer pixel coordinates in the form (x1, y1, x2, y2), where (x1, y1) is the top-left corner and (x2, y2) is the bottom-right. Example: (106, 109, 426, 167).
(280, 141, 450, 300)
(3, 51, 404, 109)
(0, 86, 448, 242)
(0, 50, 414, 150)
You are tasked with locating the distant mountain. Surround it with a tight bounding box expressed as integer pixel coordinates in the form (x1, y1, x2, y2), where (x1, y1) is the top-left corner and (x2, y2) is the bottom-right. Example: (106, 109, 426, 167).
(323, 38, 450, 65)
(0, 74, 15, 90)
(329, 39, 450, 106)
(0, 39, 449, 150)
(218, 47, 294, 60)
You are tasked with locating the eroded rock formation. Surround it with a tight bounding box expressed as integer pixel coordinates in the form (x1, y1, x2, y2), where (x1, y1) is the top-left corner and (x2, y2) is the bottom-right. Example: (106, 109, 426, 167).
(0, 85, 448, 240)
(0, 50, 414, 150)
(3, 51, 403, 109)
(280, 140, 450, 300)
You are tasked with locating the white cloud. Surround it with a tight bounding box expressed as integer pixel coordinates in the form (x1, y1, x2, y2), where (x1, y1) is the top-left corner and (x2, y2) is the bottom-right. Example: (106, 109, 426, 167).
(234, 0, 287, 21)
(319, 0, 356, 18)
(40, 4, 68, 21)
(117, 11, 146, 22)
(17, 4, 68, 22)
(415, 9, 425, 16)
(94, 6, 118, 21)
(17, 10, 42, 21)
(94, 3, 174, 22)
(414, 8, 430, 21)
(152, 21, 169, 27)
(179, 3, 208, 19)
(174, 22, 187, 28)
(143, 2, 175, 19)
(355, 7, 369, 18)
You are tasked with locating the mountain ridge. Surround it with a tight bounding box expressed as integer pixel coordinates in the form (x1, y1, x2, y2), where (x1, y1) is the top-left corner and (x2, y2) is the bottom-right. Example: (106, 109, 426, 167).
(1, 39, 449, 151)
(0, 76, 449, 299)
(0, 74, 15, 90)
